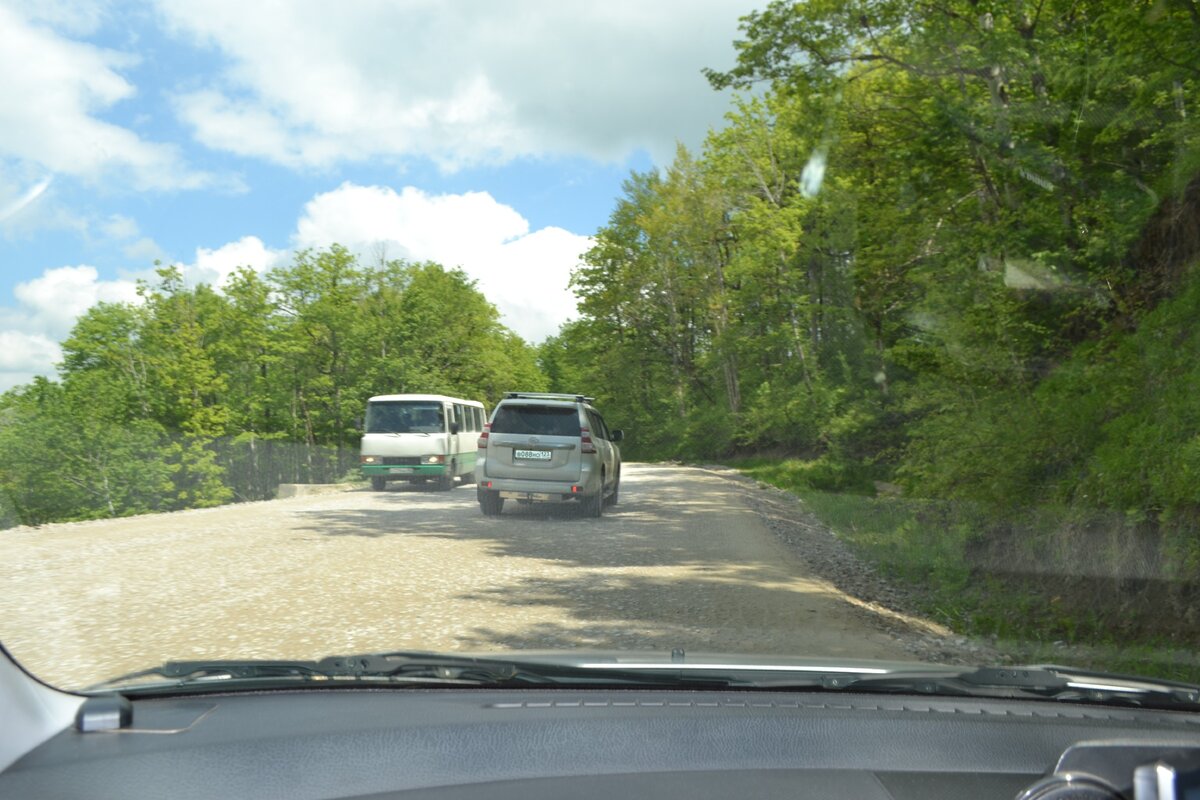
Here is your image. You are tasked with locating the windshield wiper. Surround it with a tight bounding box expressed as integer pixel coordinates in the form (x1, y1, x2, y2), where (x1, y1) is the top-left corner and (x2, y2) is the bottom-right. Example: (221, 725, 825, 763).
(89, 655, 1200, 711)
(86, 660, 330, 690)
(86, 652, 735, 694)
(734, 665, 1200, 711)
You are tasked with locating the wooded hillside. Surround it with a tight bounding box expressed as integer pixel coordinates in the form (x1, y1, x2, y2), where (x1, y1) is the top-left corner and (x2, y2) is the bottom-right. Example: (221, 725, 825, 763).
(541, 0, 1200, 629)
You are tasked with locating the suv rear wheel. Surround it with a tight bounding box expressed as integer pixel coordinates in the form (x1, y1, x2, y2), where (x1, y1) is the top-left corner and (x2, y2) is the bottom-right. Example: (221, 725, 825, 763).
(604, 473, 619, 507)
(479, 490, 504, 516)
(580, 473, 604, 518)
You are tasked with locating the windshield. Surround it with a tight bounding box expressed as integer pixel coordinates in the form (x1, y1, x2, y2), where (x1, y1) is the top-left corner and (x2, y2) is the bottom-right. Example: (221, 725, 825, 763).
(1, 1, 1199, 698)
(366, 402, 445, 434)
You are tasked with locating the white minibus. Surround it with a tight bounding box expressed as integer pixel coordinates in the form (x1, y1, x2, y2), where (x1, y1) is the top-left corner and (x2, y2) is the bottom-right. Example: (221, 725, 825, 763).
(359, 394, 486, 491)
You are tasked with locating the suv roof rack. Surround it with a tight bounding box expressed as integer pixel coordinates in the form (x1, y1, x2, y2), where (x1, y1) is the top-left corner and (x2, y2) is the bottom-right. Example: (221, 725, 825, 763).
(503, 392, 595, 404)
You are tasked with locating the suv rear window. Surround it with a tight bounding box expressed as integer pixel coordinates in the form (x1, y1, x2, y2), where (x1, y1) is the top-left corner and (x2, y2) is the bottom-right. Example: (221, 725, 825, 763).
(491, 405, 579, 436)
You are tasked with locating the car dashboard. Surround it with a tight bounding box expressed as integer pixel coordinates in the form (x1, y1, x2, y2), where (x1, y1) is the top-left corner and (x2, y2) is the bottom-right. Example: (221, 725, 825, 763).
(3, 686, 1200, 799)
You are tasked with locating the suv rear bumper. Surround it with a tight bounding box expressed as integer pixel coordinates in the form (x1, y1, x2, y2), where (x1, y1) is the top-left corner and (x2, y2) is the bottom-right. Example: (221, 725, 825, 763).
(476, 475, 600, 502)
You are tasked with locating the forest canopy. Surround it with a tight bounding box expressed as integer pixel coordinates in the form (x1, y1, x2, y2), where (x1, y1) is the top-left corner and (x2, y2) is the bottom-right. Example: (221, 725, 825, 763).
(543, 0, 1200, 590)
(0, 249, 544, 525)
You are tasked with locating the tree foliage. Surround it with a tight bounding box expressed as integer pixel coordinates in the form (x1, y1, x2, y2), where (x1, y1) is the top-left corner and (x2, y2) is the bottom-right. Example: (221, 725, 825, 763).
(0, 250, 543, 524)
(556, 0, 1200, 586)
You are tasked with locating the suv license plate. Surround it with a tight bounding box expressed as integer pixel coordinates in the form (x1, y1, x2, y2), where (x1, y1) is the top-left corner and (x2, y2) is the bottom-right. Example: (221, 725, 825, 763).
(501, 491, 553, 501)
(514, 449, 552, 461)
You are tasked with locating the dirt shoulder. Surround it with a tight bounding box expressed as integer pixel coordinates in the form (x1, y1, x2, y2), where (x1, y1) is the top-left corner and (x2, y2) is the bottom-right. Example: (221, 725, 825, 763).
(697, 464, 1002, 667)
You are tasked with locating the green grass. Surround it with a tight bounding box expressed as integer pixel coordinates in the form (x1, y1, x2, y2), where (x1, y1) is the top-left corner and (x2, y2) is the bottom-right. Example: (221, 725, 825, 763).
(729, 457, 1200, 684)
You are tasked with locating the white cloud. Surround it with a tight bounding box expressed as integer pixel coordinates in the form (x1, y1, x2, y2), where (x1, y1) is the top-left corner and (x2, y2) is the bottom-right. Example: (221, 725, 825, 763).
(122, 237, 168, 264)
(294, 183, 589, 341)
(0, 182, 586, 392)
(0, 332, 61, 374)
(0, 176, 53, 223)
(295, 184, 528, 259)
(0, 3, 209, 190)
(0, 265, 140, 391)
(92, 213, 167, 263)
(186, 235, 285, 288)
(18, 0, 110, 36)
(99, 213, 140, 241)
(0, 167, 90, 239)
(156, 0, 757, 170)
(481, 225, 593, 340)
(12, 266, 140, 342)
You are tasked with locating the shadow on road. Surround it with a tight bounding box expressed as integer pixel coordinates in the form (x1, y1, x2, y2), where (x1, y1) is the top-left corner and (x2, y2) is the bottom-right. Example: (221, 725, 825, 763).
(294, 467, 748, 571)
(449, 568, 840, 655)
(282, 465, 908, 659)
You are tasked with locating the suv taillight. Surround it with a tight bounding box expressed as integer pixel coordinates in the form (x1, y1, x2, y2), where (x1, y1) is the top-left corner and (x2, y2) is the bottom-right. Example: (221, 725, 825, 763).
(581, 427, 597, 454)
(477, 424, 490, 449)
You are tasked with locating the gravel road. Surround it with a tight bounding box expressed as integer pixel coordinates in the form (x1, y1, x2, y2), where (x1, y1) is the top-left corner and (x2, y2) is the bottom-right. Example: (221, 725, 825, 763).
(0, 463, 956, 689)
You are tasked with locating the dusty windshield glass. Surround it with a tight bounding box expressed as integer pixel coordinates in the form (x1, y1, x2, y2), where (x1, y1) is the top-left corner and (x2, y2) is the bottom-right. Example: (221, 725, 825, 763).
(1, 1, 1198, 695)
(366, 402, 445, 434)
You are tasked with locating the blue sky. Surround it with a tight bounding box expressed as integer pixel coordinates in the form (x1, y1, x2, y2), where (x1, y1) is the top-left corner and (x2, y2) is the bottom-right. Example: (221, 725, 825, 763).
(0, 0, 759, 390)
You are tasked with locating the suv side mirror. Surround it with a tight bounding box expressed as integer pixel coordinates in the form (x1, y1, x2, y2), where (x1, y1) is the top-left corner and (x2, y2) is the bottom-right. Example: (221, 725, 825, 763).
(611, 429, 624, 443)
(450, 422, 461, 435)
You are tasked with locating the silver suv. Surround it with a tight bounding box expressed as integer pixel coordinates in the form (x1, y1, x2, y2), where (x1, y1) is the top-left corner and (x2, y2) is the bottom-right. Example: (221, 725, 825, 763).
(475, 392, 623, 517)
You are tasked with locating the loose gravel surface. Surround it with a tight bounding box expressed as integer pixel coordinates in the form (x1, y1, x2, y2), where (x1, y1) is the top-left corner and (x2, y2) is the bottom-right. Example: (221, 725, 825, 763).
(0, 463, 982, 689)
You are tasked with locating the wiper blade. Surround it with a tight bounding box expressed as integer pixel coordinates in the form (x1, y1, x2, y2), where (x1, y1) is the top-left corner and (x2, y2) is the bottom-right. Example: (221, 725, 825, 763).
(314, 651, 735, 687)
(87, 652, 735, 694)
(1009, 664, 1200, 709)
(86, 659, 343, 692)
(746, 665, 1200, 710)
(93, 654, 1198, 709)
